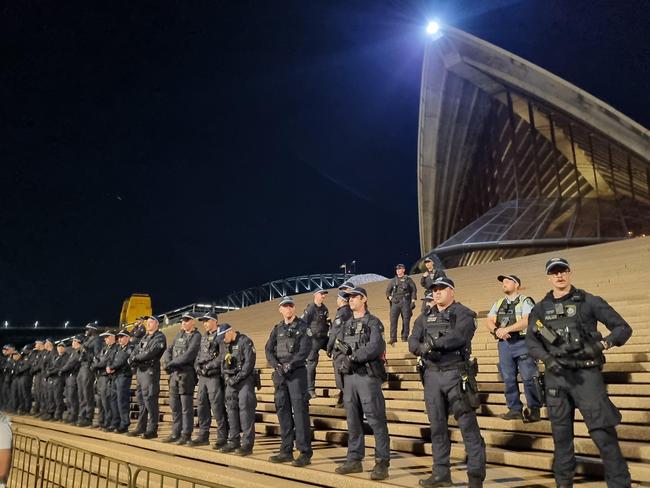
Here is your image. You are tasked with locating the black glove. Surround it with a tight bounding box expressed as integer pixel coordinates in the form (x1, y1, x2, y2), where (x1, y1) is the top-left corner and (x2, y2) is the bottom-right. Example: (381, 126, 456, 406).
(580, 341, 604, 359)
(410, 302, 416, 310)
(275, 364, 285, 376)
(225, 376, 236, 387)
(282, 363, 292, 375)
(544, 356, 563, 375)
(339, 356, 353, 375)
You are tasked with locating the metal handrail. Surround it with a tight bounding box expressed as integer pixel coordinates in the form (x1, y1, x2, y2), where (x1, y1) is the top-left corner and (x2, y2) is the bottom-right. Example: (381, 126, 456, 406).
(131, 466, 225, 488)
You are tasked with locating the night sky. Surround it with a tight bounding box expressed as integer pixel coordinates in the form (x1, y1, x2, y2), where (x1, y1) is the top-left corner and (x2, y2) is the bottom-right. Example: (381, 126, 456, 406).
(2, 0, 649, 328)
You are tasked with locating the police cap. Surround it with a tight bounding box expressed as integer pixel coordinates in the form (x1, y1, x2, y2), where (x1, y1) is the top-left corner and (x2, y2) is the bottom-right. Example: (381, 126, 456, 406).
(497, 274, 521, 286)
(337, 281, 354, 291)
(278, 296, 295, 306)
(217, 323, 232, 336)
(198, 313, 218, 322)
(345, 287, 368, 298)
(431, 277, 455, 290)
(545, 257, 570, 274)
(180, 311, 202, 321)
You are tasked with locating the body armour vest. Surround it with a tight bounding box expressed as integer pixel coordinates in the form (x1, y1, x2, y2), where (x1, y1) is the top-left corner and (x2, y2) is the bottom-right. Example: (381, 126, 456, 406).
(275, 321, 306, 363)
(340, 314, 385, 378)
(392, 277, 410, 299)
(222, 339, 243, 375)
(309, 305, 330, 337)
(424, 307, 469, 363)
(541, 291, 592, 359)
(172, 329, 200, 359)
(196, 332, 220, 364)
(495, 295, 532, 339)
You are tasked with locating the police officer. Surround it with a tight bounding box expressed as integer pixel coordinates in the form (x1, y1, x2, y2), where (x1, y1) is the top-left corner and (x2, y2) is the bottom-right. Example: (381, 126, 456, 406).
(220, 324, 257, 456)
(107, 330, 133, 433)
(386, 264, 417, 345)
(264, 296, 313, 467)
(192, 313, 229, 449)
(94, 331, 118, 430)
(326, 291, 353, 407)
(162, 312, 201, 445)
(526, 258, 632, 488)
(45, 341, 69, 421)
(303, 289, 330, 398)
(420, 257, 447, 292)
(486, 274, 541, 422)
(14, 346, 33, 414)
(8, 349, 23, 413)
(127, 315, 167, 439)
(0, 346, 15, 411)
(126, 317, 146, 432)
(59, 336, 82, 424)
(77, 323, 102, 427)
(333, 287, 390, 480)
(38, 339, 56, 419)
(408, 278, 485, 488)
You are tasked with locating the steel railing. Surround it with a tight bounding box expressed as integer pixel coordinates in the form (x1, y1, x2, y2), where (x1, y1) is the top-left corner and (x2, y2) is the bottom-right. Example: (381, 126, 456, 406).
(131, 466, 226, 488)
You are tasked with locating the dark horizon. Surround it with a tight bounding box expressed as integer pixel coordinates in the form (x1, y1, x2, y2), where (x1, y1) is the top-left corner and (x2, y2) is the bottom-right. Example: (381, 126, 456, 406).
(2, 0, 649, 330)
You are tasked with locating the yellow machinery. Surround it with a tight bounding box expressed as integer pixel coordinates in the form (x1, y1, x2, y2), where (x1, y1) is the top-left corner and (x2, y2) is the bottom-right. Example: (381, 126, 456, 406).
(119, 294, 152, 326)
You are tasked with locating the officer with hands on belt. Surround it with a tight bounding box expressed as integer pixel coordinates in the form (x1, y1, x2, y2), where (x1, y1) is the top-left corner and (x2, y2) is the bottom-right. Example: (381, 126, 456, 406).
(220, 323, 257, 456)
(95, 331, 118, 431)
(408, 277, 485, 488)
(486, 274, 541, 422)
(264, 296, 313, 467)
(333, 286, 390, 481)
(526, 257, 632, 488)
(162, 311, 202, 445)
(386, 264, 417, 345)
(108, 330, 134, 433)
(77, 323, 102, 427)
(127, 315, 167, 439)
(59, 335, 83, 424)
(192, 313, 229, 449)
(303, 289, 330, 399)
(326, 290, 353, 407)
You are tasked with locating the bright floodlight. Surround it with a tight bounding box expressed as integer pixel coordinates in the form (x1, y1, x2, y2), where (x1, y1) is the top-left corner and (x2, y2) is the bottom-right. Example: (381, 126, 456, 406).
(426, 21, 440, 35)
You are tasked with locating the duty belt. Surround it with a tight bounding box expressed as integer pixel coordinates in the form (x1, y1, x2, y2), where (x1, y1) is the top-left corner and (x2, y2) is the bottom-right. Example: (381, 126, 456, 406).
(424, 360, 465, 372)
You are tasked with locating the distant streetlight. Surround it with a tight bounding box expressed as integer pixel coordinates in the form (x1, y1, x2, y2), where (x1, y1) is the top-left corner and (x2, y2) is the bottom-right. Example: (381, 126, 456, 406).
(3, 321, 8, 328)
(34, 321, 39, 328)
(64, 321, 70, 328)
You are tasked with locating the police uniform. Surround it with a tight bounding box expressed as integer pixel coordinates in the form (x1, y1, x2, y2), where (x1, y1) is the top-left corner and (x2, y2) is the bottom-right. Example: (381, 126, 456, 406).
(526, 258, 632, 488)
(386, 266, 417, 342)
(45, 343, 70, 421)
(334, 288, 390, 480)
(129, 323, 167, 438)
(303, 291, 330, 396)
(408, 279, 485, 488)
(38, 342, 56, 420)
(488, 275, 541, 420)
(127, 322, 147, 433)
(14, 347, 34, 414)
(264, 297, 313, 464)
(109, 332, 134, 433)
(162, 317, 201, 444)
(0, 347, 15, 411)
(221, 329, 257, 455)
(93, 334, 117, 429)
(77, 326, 102, 426)
(59, 339, 82, 424)
(420, 258, 448, 293)
(326, 293, 353, 400)
(193, 317, 229, 448)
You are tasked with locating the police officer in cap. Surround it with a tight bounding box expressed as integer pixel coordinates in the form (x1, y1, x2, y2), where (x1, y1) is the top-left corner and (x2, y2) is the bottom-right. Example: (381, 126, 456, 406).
(221, 323, 257, 456)
(408, 277, 485, 488)
(108, 330, 134, 433)
(420, 256, 447, 292)
(526, 258, 632, 488)
(303, 289, 330, 398)
(386, 264, 417, 345)
(95, 331, 118, 430)
(0, 345, 16, 411)
(127, 315, 167, 439)
(38, 339, 56, 420)
(334, 286, 390, 480)
(327, 291, 353, 407)
(13, 346, 33, 414)
(59, 336, 83, 424)
(162, 311, 201, 445)
(77, 323, 102, 427)
(265, 296, 313, 467)
(192, 313, 229, 449)
(486, 274, 541, 422)
(30, 340, 45, 416)
(46, 340, 69, 421)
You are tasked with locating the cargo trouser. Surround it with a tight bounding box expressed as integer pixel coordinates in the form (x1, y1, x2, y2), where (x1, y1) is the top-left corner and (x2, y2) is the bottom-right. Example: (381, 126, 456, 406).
(77, 364, 95, 422)
(306, 335, 328, 393)
(389, 299, 413, 342)
(225, 375, 257, 449)
(273, 366, 312, 457)
(32, 373, 43, 414)
(169, 369, 197, 437)
(545, 367, 630, 488)
(343, 372, 390, 462)
(423, 365, 486, 481)
(64, 373, 79, 422)
(47, 376, 66, 419)
(137, 367, 160, 434)
(196, 374, 228, 443)
(112, 374, 132, 430)
(97, 375, 114, 428)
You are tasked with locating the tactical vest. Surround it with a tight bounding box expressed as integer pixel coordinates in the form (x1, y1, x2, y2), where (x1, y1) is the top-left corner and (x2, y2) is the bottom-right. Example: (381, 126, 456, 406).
(340, 314, 386, 378)
(172, 329, 199, 359)
(423, 307, 469, 363)
(275, 321, 304, 363)
(222, 339, 243, 375)
(392, 277, 410, 299)
(197, 331, 220, 364)
(495, 295, 532, 339)
(309, 305, 329, 337)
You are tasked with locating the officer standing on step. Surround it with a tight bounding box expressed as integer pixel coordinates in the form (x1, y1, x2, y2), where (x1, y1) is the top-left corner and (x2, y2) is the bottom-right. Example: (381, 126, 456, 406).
(95, 331, 118, 430)
(38, 339, 55, 420)
(46, 341, 69, 421)
(108, 330, 134, 433)
(30, 340, 45, 416)
(59, 336, 82, 424)
(162, 312, 201, 445)
(334, 286, 390, 480)
(386, 264, 417, 345)
(191, 313, 229, 449)
(220, 323, 257, 456)
(77, 323, 102, 427)
(420, 257, 447, 292)
(327, 291, 353, 406)
(127, 315, 167, 439)
(526, 258, 632, 488)
(265, 296, 313, 467)
(408, 277, 485, 488)
(486, 274, 541, 422)
(304, 289, 330, 398)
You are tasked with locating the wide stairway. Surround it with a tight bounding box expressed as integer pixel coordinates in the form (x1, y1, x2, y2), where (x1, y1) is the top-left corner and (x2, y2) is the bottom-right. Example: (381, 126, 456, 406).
(11, 238, 650, 487)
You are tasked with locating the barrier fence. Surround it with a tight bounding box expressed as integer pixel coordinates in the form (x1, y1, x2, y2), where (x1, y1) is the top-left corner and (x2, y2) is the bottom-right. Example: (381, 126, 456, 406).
(8, 432, 215, 488)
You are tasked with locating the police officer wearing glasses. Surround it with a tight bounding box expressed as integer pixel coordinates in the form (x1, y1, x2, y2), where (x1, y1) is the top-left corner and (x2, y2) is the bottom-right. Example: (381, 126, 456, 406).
(408, 277, 485, 488)
(265, 296, 313, 467)
(333, 286, 390, 481)
(526, 258, 632, 488)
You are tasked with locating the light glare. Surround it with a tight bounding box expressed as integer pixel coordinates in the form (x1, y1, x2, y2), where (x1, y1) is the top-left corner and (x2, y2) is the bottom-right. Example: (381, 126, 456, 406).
(426, 21, 440, 35)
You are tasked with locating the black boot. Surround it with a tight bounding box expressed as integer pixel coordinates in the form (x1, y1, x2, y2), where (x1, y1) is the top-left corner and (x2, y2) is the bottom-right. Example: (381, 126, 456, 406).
(370, 459, 389, 480)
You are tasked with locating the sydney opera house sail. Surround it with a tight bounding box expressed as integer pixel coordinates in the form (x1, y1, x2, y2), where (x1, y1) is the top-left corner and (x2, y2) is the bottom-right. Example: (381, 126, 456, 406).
(417, 27, 650, 268)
